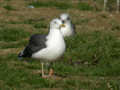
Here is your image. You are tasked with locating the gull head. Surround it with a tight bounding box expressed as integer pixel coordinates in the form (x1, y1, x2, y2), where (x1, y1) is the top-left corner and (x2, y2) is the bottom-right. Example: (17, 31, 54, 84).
(50, 18, 65, 30)
(59, 13, 71, 24)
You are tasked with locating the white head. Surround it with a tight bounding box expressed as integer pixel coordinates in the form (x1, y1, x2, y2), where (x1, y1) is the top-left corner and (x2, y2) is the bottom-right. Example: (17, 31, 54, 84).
(50, 18, 63, 30)
(59, 13, 71, 24)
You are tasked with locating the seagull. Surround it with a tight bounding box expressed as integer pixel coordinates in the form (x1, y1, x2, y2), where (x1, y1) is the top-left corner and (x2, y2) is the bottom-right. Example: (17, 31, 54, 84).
(59, 13, 75, 37)
(18, 18, 66, 78)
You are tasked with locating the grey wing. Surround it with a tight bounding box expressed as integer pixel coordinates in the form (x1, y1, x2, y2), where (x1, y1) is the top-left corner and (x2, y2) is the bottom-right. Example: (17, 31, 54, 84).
(28, 34, 47, 53)
(21, 34, 47, 57)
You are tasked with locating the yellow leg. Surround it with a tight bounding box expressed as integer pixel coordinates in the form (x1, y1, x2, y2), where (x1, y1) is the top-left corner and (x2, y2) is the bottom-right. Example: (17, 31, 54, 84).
(42, 63, 50, 78)
(42, 62, 54, 78)
(41, 63, 45, 78)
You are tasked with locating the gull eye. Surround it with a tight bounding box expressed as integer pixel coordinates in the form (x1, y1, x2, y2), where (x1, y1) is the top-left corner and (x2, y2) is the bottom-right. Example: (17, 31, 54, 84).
(62, 20, 65, 24)
(54, 21, 57, 24)
(67, 17, 70, 20)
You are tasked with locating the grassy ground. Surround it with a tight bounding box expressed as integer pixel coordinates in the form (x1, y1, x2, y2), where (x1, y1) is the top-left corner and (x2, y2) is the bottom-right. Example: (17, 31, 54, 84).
(0, 0, 120, 89)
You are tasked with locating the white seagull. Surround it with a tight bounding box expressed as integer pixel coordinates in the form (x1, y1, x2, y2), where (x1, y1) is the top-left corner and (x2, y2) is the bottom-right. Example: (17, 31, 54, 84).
(59, 13, 75, 37)
(18, 18, 66, 78)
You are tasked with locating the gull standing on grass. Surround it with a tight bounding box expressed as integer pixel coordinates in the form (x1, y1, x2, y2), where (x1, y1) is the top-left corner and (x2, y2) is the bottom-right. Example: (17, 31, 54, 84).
(59, 13, 75, 37)
(18, 18, 66, 78)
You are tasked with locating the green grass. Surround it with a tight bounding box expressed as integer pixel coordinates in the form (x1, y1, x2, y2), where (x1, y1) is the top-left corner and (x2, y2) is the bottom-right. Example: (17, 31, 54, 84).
(75, 18, 90, 25)
(24, 19, 36, 24)
(111, 22, 120, 31)
(29, 1, 72, 9)
(0, 28, 31, 42)
(3, 5, 15, 11)
(77, 2, 93, 11)
(52, 31, 120, 76)
(34, 22, 47, 29)
(4, 0, 11, 1)
(0, 0, 120, 89)
(0, 53, 120, 89)
(0, 29, 120, 89)
(29, 1, 93, 11)
(0, 40, 27, 49)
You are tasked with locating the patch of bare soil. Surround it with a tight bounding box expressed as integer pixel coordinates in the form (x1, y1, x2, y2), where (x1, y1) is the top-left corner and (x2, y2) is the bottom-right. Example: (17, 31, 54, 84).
(0, 48, 22, 55)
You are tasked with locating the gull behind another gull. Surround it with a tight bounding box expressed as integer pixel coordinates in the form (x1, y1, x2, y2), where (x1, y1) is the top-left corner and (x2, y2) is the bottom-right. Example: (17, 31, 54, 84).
(59, 13, 75, 37)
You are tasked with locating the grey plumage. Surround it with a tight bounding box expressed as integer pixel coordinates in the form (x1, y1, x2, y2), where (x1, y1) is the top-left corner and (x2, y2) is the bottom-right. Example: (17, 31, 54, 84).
(18, 34, 47, 58)
(71, 23, 76, 34)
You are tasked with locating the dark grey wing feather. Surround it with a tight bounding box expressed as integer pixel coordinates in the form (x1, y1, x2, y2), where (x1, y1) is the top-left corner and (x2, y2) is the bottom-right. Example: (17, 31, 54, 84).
(18, 34, 47, 58)
(71, 23, 76, 34)
(29, 34, 47, 52)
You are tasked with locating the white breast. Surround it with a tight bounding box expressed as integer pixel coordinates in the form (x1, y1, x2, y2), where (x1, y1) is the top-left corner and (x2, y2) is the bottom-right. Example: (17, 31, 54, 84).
(61, 23, 74, 37)
(32, 30, 66, 62)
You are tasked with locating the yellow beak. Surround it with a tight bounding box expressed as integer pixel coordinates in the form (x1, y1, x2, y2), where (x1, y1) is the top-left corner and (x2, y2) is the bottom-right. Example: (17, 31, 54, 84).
(60, 24, 66, 28)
